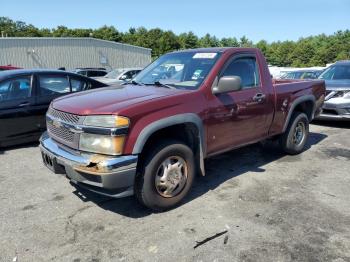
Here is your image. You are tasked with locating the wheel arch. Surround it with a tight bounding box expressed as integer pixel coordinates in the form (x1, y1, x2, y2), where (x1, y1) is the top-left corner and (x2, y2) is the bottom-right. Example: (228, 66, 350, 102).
(282, 95, 316, 133)
(132, 113, 206, 176)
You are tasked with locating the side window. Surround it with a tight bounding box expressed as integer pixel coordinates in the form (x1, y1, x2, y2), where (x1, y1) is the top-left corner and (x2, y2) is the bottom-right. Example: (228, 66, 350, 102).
(0, 76, 31, 101)
(94, 71, 107, 77)
(302, 72, 315, 79)
(71, 78, 89, 92)
(222, 57, 260, 89)
(38, 75, 70, 95)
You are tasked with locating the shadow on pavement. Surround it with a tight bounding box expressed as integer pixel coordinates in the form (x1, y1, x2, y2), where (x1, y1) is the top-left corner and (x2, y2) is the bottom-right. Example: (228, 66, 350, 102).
(0, 141, 39, 155)
(70, 132, 327, 218)
(70, 184, 153, 218)
(312, 120, 350, 129)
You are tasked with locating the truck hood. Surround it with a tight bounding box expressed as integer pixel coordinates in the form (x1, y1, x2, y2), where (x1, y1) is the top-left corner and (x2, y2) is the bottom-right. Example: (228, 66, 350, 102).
(324, 80, 350, 91)
(52, 85, 186, 115)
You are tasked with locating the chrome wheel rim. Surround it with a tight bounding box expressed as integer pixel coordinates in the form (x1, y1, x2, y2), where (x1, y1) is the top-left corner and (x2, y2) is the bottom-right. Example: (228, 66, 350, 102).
(293, 121, 305, 146)
(155, 156, 188, 198)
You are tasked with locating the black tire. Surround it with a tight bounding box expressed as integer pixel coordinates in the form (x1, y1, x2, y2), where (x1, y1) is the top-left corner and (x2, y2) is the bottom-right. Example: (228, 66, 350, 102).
(279, 112, 309, 155)
(135, 139, 195, 211)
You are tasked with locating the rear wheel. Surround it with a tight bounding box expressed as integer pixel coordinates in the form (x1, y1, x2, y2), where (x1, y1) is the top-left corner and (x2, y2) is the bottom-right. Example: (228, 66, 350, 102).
(279, 112, 309, 155)
(135, 140, 195, 211)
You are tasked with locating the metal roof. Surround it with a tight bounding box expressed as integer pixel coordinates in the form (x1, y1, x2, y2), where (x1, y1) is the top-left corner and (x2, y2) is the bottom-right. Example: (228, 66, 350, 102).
(0, 37, 152, 51)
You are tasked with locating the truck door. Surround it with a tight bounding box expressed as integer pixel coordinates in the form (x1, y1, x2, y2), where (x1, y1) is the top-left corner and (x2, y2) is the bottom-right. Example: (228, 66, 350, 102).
(206, 53, 273, 155)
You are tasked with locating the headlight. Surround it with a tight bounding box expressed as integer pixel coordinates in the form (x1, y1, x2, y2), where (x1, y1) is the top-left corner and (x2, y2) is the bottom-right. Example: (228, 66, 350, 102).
(83, 115, 129, 128)
(79, 133, 126, 155)
(80, 115, 129, 155)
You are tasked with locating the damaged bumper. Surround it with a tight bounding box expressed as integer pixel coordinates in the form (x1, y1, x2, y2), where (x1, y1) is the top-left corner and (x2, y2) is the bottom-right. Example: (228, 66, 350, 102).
(39, 132, 138, 197)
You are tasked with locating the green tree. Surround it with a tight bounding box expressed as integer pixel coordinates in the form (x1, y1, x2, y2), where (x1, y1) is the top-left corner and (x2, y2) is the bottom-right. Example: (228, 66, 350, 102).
(52, 26, 70, 37)
(239, 36, 253, 47)
(178, 31, 199, 49)
(92, 25, 121, 42)
(159, 30, 180, 55)
(220, 37, 239, 47)
(199, 33, 220, 47)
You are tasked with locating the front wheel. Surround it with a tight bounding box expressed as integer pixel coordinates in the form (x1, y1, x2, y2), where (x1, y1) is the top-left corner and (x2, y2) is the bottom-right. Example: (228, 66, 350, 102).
(135, 140, 195, 211)
(279, 112, 309, 155)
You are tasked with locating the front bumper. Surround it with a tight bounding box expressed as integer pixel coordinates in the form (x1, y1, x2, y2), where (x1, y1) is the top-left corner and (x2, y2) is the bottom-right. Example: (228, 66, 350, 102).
(316, 97, 350, 121)
(39, 132, 138, 197)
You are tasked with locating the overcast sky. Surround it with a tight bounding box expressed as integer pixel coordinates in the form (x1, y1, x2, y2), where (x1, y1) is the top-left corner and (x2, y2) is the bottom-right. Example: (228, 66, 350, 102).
(1, 0, 349, 42)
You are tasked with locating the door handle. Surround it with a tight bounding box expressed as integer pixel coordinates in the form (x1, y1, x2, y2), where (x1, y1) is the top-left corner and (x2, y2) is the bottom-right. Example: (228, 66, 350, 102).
(253, 93, 266, 102)
(18, 102, 30, 107)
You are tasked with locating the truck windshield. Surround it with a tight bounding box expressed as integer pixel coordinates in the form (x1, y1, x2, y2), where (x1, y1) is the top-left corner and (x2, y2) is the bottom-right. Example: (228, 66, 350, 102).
(133, 51, 221, 90)
(319, 64, 350, 80)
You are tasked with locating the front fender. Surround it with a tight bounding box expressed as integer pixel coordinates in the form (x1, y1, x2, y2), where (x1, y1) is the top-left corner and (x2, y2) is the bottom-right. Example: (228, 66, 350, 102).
(131, 113, 206, 176)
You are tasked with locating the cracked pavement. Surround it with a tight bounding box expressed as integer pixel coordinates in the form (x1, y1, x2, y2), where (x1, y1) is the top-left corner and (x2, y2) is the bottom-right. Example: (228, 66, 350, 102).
(0, 121, 349, 262)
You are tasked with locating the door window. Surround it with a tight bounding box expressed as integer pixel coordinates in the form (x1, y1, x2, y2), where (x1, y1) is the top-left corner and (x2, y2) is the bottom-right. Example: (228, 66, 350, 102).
(38, 75, 70, 95)
(0, 76, 31, 101)
(71, 78, 89, 92)
(222, 57, 260, 89)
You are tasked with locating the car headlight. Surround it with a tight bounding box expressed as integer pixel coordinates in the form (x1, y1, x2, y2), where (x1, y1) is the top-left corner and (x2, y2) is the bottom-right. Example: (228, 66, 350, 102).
(79, 133, 125, 155)
(83, 115, 129, 128)
(80, 115, 129, 155)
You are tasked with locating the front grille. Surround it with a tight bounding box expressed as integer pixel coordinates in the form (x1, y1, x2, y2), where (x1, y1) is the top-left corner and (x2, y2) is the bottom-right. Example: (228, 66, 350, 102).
(47, 107, 80, 124)
(46, 107, 82, 149)
(47, 122, 75, 142)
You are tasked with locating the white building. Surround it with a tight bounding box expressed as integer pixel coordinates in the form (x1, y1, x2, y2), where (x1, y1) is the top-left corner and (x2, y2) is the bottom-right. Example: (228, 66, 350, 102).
(0, 37, 151, 70)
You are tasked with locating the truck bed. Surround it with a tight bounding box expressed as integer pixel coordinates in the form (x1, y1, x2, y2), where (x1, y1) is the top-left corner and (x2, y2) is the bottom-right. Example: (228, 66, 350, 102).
(269, 79, 326, 135)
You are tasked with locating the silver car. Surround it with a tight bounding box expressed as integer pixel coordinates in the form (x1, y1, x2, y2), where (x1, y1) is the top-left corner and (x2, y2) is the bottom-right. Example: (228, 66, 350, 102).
(93, 68, 143, 85)
(317, 61, 350, 120)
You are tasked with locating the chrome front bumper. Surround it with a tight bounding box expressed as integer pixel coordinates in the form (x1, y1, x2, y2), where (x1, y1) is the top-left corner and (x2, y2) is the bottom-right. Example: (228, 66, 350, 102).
(39, 132, 138, 197)
(316, 97, 350, 121)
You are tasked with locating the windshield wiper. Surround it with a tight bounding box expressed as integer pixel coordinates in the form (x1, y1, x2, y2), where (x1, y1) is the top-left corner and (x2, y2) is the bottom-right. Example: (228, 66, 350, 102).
(153, 81, 175, 89)
(125, 80, 143, 86)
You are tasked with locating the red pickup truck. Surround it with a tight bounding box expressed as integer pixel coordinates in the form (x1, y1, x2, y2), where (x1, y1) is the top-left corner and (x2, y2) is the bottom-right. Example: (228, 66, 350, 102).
(40, 48, 325, 211)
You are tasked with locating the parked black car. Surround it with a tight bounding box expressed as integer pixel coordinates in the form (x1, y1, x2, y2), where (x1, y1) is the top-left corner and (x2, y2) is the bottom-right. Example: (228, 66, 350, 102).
(73, 68, 108, 77)
(0, 69, 108, 147)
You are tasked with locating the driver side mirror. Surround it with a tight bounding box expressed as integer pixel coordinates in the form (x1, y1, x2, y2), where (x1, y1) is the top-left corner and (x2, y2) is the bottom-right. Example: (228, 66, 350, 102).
(212, 76, 242, 95)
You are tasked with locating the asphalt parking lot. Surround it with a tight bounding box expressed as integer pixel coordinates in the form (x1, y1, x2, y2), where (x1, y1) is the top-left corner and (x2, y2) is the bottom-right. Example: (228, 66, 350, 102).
(1, 121, 349, 262)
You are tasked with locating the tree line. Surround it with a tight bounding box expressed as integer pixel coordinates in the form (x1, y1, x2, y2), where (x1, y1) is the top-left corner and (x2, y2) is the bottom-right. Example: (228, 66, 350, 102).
(1, 17, 349, 67)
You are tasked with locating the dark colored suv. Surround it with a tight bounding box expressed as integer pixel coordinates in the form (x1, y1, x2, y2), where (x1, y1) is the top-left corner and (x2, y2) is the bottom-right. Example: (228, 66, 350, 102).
(73, 68, 108, 77)
(0, 69, 107, 147)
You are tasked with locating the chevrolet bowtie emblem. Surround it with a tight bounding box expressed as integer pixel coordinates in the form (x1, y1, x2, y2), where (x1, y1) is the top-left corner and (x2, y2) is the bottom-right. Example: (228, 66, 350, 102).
(52, 119, 63, 128)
